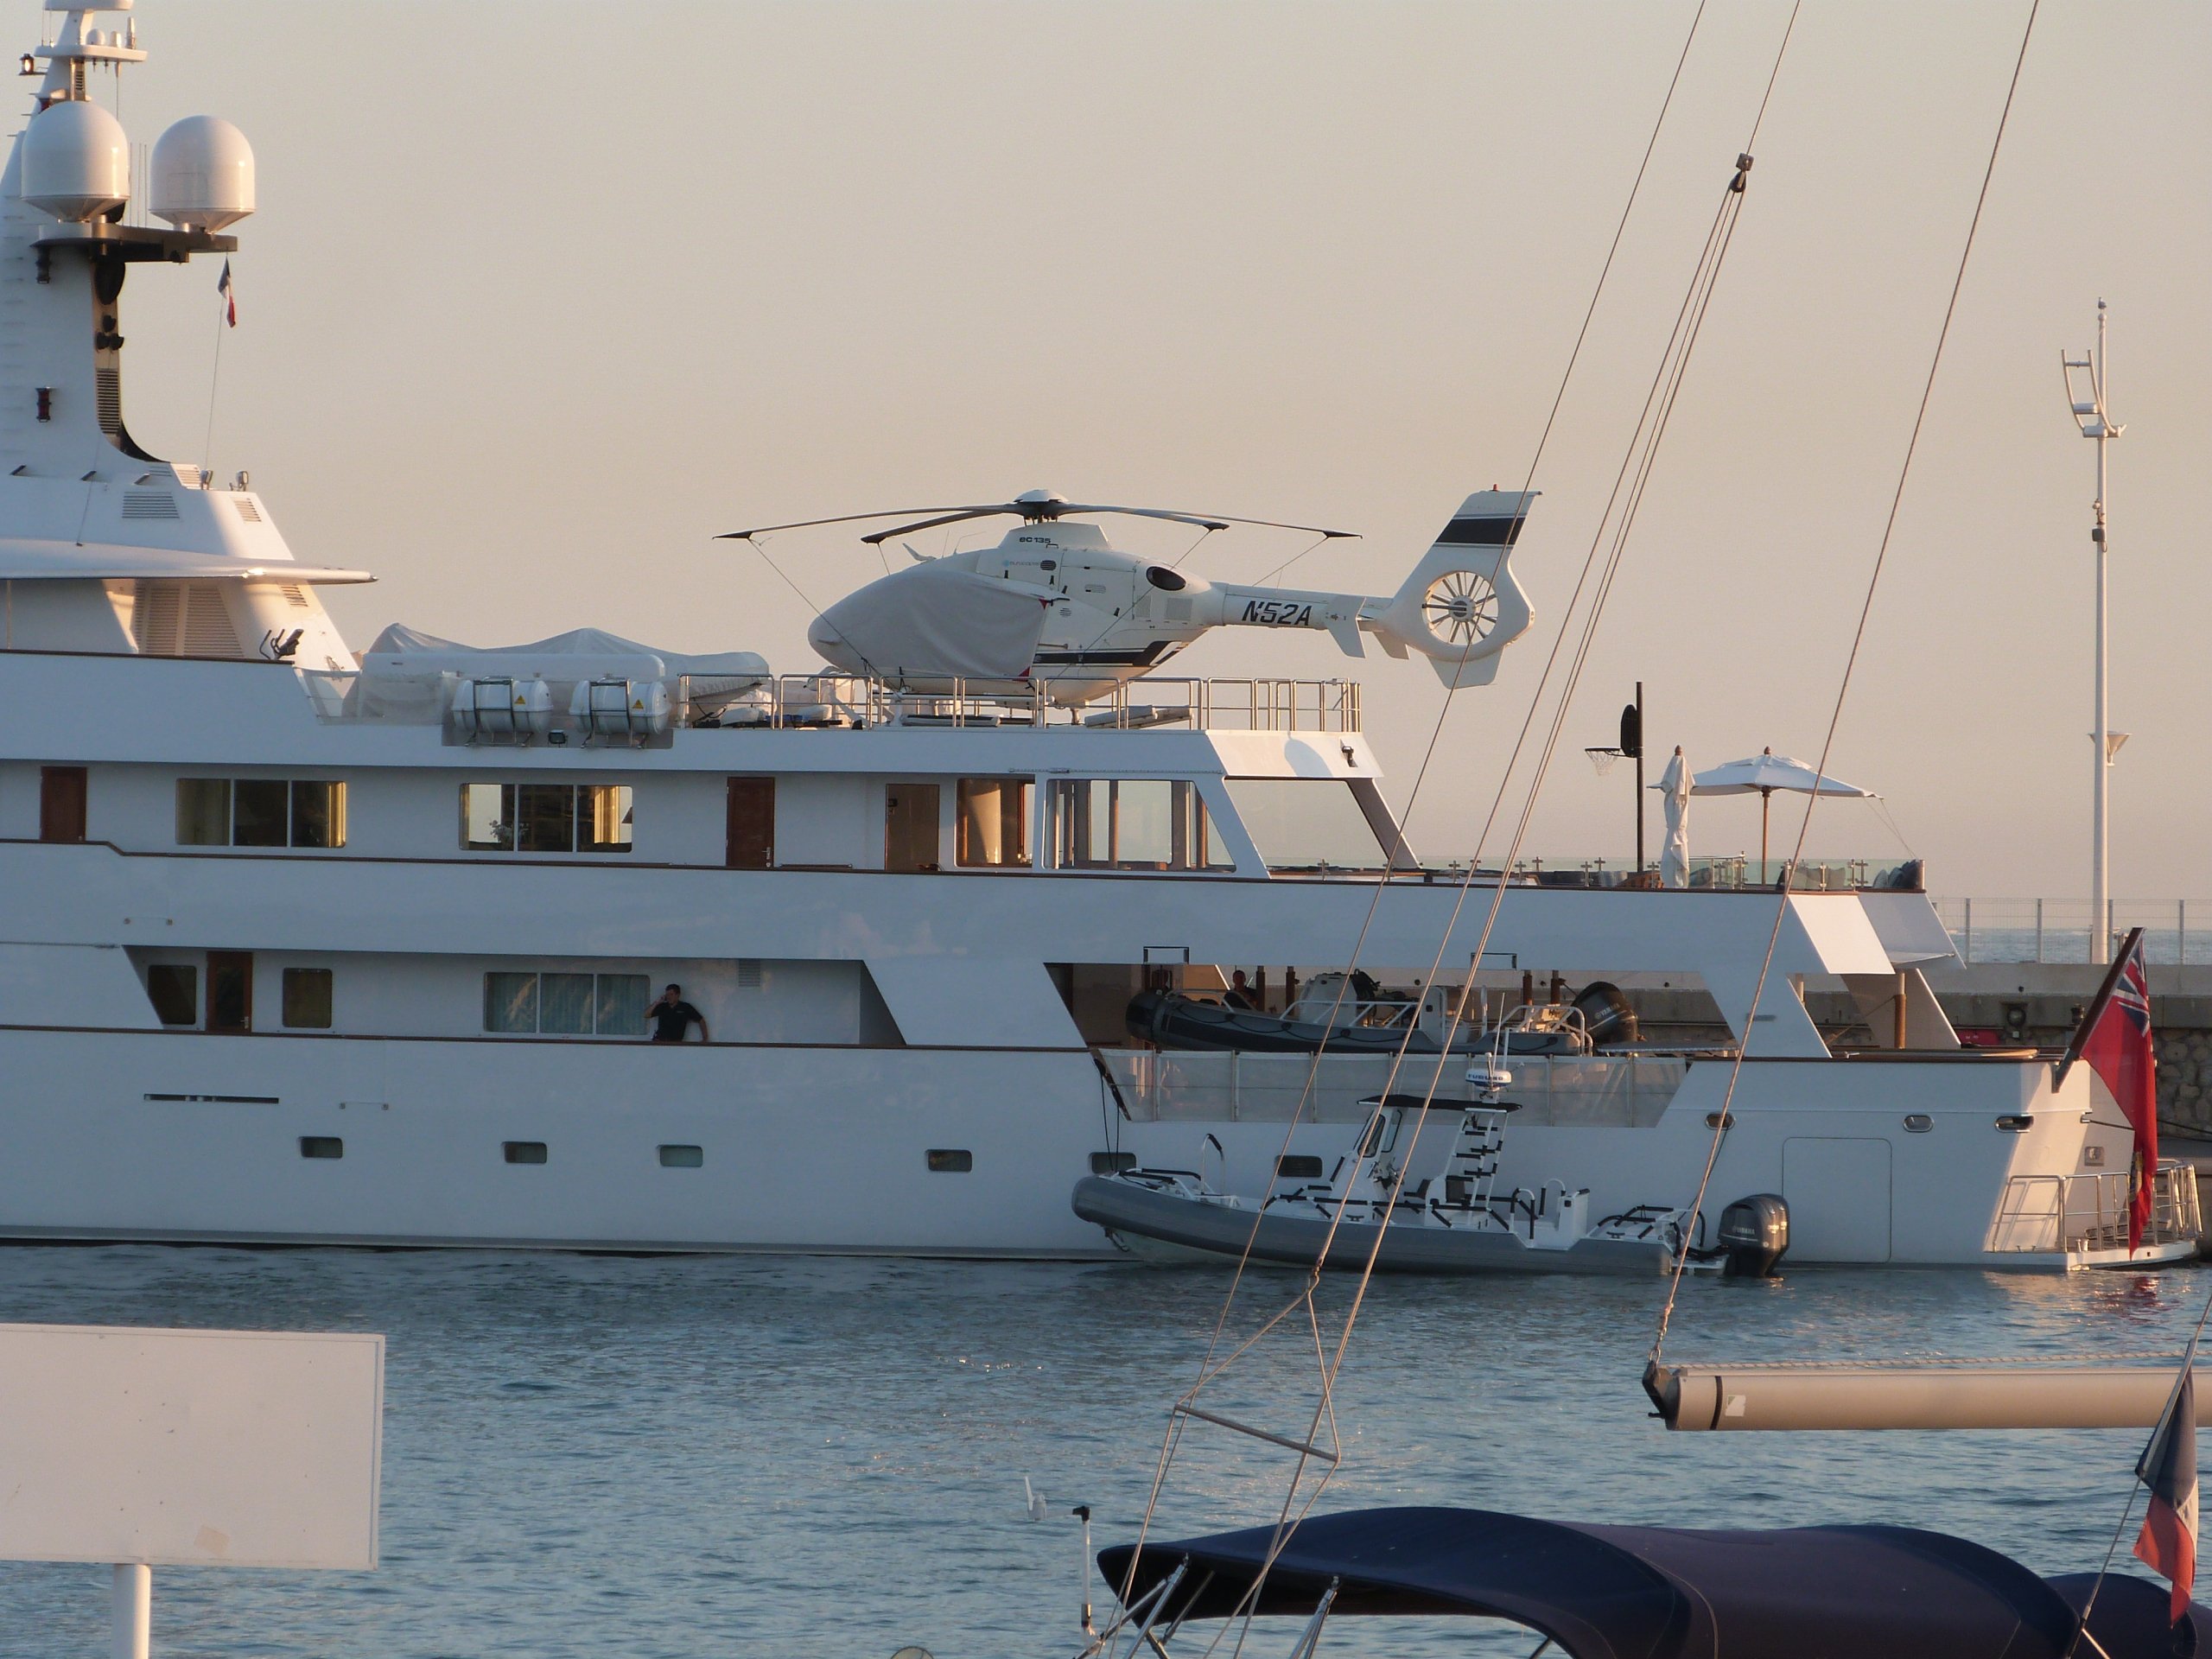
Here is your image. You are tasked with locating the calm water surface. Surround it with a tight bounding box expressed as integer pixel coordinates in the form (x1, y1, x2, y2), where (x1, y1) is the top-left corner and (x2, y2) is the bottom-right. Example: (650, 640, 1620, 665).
(0, 1247, 2199, 1657)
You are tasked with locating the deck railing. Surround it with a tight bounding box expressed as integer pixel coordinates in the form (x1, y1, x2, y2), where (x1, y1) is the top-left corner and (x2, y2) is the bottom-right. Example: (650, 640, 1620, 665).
(1935, 898, 2202, 965)
(1101, 1049, 1688, 1128)
(1986, 1163, 2202, 1255)
(297, 670, 1361, 735)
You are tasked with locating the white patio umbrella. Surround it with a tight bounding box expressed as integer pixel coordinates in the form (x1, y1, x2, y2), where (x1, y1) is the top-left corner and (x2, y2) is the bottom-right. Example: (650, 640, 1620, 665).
(1690, 747, 1875, 882)
(1654, 747, 1691, 889)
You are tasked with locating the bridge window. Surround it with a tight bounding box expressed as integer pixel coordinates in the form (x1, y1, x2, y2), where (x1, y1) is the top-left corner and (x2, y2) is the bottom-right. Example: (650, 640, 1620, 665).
(1049, 779, 1231, 871)
(1221, 778, 1384, 872)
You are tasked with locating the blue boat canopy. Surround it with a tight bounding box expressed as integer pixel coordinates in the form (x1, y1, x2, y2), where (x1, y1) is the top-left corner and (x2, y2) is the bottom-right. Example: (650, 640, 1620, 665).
(1096, 1506, 2210, 1658)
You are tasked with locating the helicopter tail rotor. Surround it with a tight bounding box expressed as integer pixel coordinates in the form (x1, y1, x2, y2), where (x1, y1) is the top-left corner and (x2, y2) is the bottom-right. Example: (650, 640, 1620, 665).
(1361, 490, 1537, 688)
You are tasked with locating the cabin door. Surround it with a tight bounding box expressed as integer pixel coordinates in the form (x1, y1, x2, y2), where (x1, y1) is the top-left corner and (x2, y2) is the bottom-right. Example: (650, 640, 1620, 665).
(884, 784, 941, 873)
(726, 778, 774, 869)
(38, 766, 86, 842)
(206, 951, 253, 1034)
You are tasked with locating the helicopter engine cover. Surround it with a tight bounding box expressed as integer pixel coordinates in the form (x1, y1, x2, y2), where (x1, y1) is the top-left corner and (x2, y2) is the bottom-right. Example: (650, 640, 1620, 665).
(808, 558, 1052, 683)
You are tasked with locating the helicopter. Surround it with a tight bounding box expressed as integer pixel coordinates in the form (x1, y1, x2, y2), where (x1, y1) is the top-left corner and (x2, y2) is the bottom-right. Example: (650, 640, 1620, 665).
(720, 487, 1535, 706)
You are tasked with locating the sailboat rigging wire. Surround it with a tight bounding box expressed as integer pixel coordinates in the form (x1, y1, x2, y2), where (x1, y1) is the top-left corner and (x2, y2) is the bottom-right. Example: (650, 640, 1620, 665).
(1111, 2, 1764, 1638)
(1649, 0, 2043, 1369)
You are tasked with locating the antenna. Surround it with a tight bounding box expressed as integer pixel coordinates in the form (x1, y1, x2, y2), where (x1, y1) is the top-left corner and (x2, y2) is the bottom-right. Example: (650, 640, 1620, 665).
(2060, 302, 2126, 963)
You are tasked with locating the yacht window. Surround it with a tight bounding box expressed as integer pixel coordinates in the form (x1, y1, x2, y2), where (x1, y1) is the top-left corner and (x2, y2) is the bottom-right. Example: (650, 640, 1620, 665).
(145, 963, 198, 1027)
(461, 784, 634, 854)
(1222, 778, 1385, 872)
(1050, 779, 1232, 872)
(176, 779, 230, 845)
(594, 975, 650, 1037)
(299, 1136, 343, 1160)
(282, 968, 334, 1029)
(232, 779, 289, 847)
(658, 1144, 704, 1168)
(175, 779, 347, 849)
(885, 783, 941, 873)
(504, 1141, 549, 1165)
(483, 970, 652, 1037)
(956, 779, 1030, 868)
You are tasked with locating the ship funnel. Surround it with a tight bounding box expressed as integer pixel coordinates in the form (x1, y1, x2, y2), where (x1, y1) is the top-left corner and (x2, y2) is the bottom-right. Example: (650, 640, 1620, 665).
(151, 116, 255, 232)
(21, 98, 129, 223)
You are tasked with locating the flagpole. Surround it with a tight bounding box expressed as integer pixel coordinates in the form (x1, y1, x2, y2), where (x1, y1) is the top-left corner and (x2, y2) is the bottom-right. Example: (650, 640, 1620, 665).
(201, 263, 232, 480)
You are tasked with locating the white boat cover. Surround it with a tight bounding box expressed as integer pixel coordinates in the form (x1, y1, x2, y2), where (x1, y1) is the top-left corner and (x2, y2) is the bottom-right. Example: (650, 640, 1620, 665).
(807, 560, 1050, 682)
(359, 624, 767, 688)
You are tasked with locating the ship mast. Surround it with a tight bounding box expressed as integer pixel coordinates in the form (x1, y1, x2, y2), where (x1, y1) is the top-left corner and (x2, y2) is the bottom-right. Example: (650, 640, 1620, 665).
(2062, 302, 2125, 963)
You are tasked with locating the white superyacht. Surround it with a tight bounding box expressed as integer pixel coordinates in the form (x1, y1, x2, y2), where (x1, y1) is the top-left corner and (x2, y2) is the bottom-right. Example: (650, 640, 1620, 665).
(0, 2, 2183, 1269)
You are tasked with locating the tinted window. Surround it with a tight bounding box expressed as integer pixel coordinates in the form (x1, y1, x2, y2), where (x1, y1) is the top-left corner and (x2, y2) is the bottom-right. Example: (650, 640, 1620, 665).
(175, 779, 230, 845)
(282, 967, 333, 1029)
(146, 963, 197, 1026)
(231, 779, 289, 847)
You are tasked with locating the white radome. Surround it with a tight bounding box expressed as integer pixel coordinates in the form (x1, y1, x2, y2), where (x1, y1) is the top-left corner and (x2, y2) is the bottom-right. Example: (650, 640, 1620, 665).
(21, 98, 130, 223)
(150, 114, 255, 232)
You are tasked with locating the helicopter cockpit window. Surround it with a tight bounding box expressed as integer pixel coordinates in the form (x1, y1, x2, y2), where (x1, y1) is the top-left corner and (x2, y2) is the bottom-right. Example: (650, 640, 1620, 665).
(1222, 778, 1387, 873)
(1050, 779, 1233, 872)
(1144, 566, 1187, 592)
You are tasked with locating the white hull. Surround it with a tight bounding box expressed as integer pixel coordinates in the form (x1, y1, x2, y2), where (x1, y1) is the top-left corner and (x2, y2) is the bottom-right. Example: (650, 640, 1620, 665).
(0, 1027, 2152, 1268)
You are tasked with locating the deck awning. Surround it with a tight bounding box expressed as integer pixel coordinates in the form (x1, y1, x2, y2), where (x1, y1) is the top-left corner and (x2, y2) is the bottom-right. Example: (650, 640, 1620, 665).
(1098, 1505, 2208, 1657)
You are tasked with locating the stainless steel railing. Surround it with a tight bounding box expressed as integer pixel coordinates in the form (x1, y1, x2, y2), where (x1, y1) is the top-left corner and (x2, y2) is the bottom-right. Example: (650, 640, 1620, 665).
(1987, 1162, 2202, 1255)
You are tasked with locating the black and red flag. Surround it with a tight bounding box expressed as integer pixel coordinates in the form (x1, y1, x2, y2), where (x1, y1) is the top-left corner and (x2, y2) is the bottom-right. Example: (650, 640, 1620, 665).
(2135, 1368, 2199, 1624)
(2057, 926, 2158, 1253)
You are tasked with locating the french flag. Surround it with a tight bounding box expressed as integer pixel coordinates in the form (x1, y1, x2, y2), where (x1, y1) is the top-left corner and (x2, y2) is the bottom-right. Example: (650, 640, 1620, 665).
(2135, 1369, 2199, 1624)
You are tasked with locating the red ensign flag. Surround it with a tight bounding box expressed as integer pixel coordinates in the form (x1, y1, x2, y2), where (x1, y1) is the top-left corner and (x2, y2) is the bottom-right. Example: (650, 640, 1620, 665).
(2066, 929, 2158, 1252)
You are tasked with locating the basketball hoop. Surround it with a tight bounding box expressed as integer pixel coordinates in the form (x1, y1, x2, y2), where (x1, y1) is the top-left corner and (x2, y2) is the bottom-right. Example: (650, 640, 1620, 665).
(1586, 747, 1624, 776)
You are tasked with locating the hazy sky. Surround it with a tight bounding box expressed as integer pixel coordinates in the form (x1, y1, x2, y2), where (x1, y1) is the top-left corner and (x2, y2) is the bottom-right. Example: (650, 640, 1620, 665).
(58, 1, 2209, 902)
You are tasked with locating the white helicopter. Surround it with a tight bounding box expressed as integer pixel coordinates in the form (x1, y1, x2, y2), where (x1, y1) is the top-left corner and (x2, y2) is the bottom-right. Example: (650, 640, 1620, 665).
(721, 487, 1536, 706)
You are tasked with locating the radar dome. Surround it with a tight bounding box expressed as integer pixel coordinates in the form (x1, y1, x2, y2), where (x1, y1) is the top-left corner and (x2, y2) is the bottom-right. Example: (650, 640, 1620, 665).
(21, 99, 130, 224)
(150, 116, 255, 232)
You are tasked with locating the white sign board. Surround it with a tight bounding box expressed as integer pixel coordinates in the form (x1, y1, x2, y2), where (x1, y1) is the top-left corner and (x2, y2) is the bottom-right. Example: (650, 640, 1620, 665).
(0, 1324, 382, 1568)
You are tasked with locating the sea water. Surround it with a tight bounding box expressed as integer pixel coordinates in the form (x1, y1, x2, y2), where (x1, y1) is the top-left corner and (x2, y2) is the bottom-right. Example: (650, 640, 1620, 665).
(0, 1245, 2200, 1658)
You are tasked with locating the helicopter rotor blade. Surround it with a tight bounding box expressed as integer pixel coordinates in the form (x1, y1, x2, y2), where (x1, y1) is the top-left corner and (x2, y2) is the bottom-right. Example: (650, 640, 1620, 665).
(715, 505, 985, 541)
(1054, 505, 1357, 537)
(860, 508, 1014, 545)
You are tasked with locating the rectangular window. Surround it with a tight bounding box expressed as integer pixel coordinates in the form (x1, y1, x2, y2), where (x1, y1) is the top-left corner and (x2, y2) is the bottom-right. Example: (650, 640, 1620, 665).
(1222, 779, 1387, 872)
(299, 1136, 343, 1160)
(290, 781, 347, 849)
(483, 970, 652, 1037)
(1049, 780, 1232, 872)
(145, 963, 198, 1026)
(925, 1148, 974, 1173)
(175, 779, 346, 849)
(231, 779, 289, 847)
(538, 972, 596, 1035)
(461, 784, 632, 855)
(578, 785, 633, 853)
(594, 974, 650, 1037)
(176, 779, 230, 845)
(503, 1141, 548, 1165)
(281, 967, 334, 1029)
(658, 1144, 704, 1169)
(484, 971, 539, 1033)
(1090, 1151, 1136, 1175)
(38, 766, 86, 842)
(1277, 1154, 1325, 1179)
(515, 784, 574, 853)
(956, 779, 1030, 868)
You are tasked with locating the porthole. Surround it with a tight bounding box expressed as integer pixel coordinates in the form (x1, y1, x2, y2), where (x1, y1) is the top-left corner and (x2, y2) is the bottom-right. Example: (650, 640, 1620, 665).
(504, 1141, 549, 1165)
(926, 1148, 973, 1173)
(299, 1135, 342, 1160)
(658, 1144, 704, 1169)
(1902, 1114, 1933, 1134)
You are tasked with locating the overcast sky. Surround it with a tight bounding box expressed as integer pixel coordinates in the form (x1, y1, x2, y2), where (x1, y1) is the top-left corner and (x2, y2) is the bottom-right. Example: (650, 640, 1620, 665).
(60, 1, 2210, 902)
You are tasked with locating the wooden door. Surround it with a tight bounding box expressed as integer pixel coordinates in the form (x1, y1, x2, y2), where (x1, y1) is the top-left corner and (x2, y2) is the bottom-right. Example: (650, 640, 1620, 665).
(884, 783, 941, 873)
(206, 951, 253, 1033)
(38, 766, 86, 842)
(725, 778, 774, 869)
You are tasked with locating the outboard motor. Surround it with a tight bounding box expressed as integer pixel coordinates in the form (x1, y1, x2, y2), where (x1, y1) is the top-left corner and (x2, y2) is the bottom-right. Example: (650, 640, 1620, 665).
(1717, 1194, 1789, 1278)
(1571, 981, 1640, 1046)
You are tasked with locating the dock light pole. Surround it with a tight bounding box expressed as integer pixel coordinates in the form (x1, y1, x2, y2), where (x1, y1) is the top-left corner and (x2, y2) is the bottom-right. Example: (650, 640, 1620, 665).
(2063, 302, 2124, 962)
